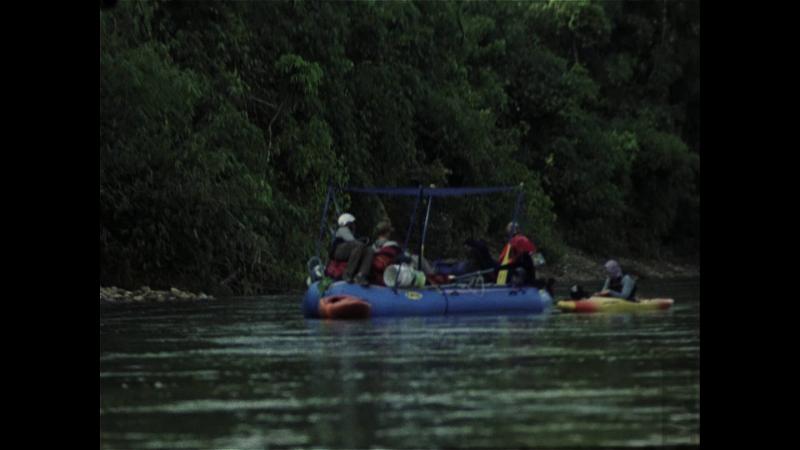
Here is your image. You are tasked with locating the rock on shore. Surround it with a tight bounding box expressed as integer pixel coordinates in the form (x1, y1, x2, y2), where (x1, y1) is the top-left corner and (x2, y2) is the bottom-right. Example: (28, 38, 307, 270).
(100, 286, 214, 304)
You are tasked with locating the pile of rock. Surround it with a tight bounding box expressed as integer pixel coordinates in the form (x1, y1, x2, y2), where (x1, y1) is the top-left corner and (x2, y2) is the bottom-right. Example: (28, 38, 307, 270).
(100, 286, 214, 303)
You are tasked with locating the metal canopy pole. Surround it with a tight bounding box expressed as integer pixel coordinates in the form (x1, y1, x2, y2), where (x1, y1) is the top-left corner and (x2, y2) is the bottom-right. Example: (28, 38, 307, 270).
(509, 182, 524, 239)
(402, 185, 424, 252)
(419, 191, 434, 271)
(393, 185, 424, 293)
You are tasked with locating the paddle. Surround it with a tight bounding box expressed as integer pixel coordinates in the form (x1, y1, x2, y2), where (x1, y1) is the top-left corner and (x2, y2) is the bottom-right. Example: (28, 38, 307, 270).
(451, 267, 497, 282)
(495, 243, 512, 285)
(497, 184, 524, 286)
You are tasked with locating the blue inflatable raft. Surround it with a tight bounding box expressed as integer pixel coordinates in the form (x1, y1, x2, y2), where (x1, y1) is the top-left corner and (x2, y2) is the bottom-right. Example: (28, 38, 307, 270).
(303, 281, 553, 318)
(303, 184, 554, 319)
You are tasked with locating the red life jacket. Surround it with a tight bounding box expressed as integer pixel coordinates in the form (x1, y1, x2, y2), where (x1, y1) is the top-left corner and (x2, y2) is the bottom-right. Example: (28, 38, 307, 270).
(324, 259, 348, 279)
(498, 233, 537, 266)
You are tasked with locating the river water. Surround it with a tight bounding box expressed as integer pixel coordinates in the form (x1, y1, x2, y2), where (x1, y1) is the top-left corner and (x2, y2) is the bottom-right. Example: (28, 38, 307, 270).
(100, 278, 699, 448)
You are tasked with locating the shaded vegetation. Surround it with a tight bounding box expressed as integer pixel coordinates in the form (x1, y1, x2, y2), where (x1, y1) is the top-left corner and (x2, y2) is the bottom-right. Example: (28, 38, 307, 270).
(99, 0, 699, 295)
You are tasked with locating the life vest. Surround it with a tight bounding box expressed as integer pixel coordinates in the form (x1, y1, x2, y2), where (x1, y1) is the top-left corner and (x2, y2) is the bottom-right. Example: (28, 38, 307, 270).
(498, 234, 536, 264)
(324, 259, 348, 279)
(498, 234, 536, 285)
(608, 275, 638, 300)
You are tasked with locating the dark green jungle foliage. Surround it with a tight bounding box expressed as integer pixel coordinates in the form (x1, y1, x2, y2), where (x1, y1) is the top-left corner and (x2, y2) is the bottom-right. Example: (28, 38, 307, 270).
(99, 1, 699, 295)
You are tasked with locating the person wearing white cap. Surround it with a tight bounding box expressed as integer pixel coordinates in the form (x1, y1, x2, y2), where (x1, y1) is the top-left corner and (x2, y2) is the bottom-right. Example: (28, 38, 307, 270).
(329, 213, 374, 286)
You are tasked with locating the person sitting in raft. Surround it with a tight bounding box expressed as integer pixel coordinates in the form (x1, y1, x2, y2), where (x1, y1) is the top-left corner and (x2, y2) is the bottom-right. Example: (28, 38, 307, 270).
(429, 238, 498, 283)
(594, 259, 638, 301)
(463, 238, 499, 282)
(368, 220, 403, 286)
(329, 213, 374, 287)
(497, 222, 538, 286)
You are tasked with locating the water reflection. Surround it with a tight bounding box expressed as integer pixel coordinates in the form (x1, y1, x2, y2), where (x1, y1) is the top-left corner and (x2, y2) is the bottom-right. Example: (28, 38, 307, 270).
(100, 279, 699, 448)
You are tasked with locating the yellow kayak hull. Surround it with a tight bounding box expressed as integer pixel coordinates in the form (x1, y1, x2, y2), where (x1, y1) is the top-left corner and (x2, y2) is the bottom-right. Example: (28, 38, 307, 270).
(556, 296, 674, 313)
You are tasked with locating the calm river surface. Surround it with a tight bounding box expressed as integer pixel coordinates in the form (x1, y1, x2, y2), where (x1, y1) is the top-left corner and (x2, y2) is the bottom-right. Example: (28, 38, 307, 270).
(100, 278, 699, 448)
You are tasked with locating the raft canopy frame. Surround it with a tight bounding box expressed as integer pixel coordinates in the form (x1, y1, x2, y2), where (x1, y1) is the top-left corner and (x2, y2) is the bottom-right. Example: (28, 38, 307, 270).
(314, 184, 526, 276)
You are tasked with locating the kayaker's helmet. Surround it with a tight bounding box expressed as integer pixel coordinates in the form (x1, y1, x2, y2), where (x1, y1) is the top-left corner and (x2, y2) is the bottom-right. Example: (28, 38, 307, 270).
(604, 260, 622, 279)
(338, 213, 356, 227)
(506, 221, 521, 235)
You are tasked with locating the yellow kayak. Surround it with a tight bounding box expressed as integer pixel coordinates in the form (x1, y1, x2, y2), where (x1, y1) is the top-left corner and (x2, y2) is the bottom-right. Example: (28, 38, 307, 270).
(556, 296, 674, 313)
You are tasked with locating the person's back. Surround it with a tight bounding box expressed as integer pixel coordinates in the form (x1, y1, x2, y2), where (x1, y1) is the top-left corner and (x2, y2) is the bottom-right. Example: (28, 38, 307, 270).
(498, 222, 537, 285)
(327, 213, 374, 286)
(329, 214, 357, 260)
(334, 224, 356, 243)
(369, 221, 402, 286)
(509, 233, 536, 257)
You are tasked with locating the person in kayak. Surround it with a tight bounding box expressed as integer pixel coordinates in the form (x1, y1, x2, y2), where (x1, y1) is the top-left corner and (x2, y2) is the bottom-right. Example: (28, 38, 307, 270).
(329, 213, 374, 286)
(497, 222, 537, 285)
(594, 259, 638, 301)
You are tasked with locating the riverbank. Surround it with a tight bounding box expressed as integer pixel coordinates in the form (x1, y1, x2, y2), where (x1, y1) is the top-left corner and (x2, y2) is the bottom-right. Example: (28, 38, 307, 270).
(537, 246, 700, 285)
(100, 248, 698, 303)
(100, 286, 214, 304)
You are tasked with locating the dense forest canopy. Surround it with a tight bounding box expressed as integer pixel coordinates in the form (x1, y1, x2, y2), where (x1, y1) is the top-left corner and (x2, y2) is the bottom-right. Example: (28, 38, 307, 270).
(99, 0, 699, 295)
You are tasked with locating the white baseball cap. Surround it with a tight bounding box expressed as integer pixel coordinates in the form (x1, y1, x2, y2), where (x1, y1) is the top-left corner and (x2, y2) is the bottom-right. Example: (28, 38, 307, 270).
(338, 213, 356, 226)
